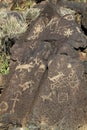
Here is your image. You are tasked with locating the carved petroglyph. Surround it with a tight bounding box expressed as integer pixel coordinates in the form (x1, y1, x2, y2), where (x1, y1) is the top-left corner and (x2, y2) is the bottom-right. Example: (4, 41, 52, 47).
(63, 28, 73, 37)
(69, 69, 79, 90)
(39, 64, 45, 70)
(47, 17, 60, 33)
(48, 72, 64, 83)
(76, 27, 81, 33)
(28, 24, 44, 40)
(48, 72, 65, 90)
(67, 69, 79, 89)
(19, 81, 34, 92)
(33, 57, 46, 73)
(33, 57, 43, 66)
(0, 101, 8, 112)
(42, 62, 80, 103)
(58, 92, 68, 103)
(48, 60, 53, 67)
(41, 93, 53, 102)
(10, 91, 22, 114)
(64, 15, 74, 21)
(48, 16, 74, 37)
(16, 57, 44, 73)
(47, 17, 57, 28)
(15, 62, 34, 72)
(57, 117, 65, 130)
(49, 68, 79, 90)
(29, 41, 37, 50)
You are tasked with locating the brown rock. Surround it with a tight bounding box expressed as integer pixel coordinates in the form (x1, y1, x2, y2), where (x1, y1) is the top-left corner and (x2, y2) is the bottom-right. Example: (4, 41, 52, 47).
(0, 1, 87, 130)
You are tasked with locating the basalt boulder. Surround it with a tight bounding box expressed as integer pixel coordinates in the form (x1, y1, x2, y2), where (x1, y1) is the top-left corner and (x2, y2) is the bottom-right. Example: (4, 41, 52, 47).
(0, 1, 87, 130)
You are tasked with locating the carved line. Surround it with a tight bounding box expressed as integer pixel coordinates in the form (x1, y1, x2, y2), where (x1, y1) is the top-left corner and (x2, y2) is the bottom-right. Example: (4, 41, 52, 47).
(0, 101, 8, 112)
(10, 91, 22, 114)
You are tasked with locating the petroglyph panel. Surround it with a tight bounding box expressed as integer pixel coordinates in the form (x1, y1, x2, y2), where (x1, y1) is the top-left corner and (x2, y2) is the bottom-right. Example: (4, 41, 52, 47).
(0, 2, 87, 128)
(46, 16, 74, 37)
(41, 55, 83, 105)
(49, 57, 81, 90)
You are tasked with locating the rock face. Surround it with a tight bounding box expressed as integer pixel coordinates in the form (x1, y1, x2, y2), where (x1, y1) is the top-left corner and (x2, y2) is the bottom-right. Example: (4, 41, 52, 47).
(0, 1, 87, 130)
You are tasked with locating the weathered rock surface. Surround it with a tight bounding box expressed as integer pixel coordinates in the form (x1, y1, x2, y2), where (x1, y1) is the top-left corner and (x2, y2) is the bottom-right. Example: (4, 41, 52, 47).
(0, 1, 87, 130)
